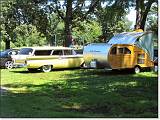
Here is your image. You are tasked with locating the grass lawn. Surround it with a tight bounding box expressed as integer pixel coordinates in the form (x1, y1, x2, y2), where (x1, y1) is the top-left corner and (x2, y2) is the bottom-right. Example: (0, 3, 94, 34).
(0, 68, 158, 118)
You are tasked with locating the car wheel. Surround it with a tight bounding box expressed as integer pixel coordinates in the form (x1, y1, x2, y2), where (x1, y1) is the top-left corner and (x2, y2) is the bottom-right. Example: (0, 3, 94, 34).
(5, 61, 13, 69)
(41, 65, 52, 72)
(134, 66, 141, 73)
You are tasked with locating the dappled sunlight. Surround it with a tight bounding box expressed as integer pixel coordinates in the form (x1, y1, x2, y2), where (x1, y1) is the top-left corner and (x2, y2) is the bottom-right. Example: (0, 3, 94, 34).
(132, 72, 157, 78)
(62, 103, 82, 110)
(1, 68, 158, 117)
(6, 87, 30, 93)
(108, 81, 138, 87)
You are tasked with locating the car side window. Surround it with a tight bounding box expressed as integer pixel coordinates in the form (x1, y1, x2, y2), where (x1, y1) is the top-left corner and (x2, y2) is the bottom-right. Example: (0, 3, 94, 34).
(110, 47, 117, 55)
(52, 50, 63, 55)
(63, 50, 73, 55)
(34, 50, 52, 56)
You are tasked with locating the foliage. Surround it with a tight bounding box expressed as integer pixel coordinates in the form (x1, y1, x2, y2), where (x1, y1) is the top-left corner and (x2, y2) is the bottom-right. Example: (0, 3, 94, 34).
(146, 3, 158, 34)
(53, 22, 65, 46)
(0, 0, 158, 49)
(135, 0, 157, 30)
(95, 1, 132, 39)
(12, 24, 46, 47)
(1, 68, 158, 117)
(72, 20, 102, 45)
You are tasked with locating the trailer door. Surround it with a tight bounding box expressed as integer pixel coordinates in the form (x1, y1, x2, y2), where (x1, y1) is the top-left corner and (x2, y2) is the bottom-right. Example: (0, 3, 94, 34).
(120, 47, 132, 68)
(109, 47, 122, 69)
(109, 47, 132, 69)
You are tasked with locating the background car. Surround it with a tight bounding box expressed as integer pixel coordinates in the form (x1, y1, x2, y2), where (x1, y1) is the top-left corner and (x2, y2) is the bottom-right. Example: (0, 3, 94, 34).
(0, 49, 19, 69)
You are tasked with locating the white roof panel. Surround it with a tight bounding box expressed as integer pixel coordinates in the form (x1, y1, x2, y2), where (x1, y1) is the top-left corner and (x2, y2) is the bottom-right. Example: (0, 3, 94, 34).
(108, 32, 144, 44)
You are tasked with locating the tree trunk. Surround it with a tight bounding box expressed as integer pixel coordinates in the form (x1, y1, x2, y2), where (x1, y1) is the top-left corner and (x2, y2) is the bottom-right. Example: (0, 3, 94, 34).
(5, 40, 10, 49)
(140, 0, 155, 30)
(64, 0, 72, 47)
(135, 0, 155, 30)
(135, 0, 142, 29)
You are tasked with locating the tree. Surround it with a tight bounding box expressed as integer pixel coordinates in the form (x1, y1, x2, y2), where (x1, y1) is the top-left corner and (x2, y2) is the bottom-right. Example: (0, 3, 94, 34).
(0, 0, 61, 49)
(53, 0, 100, 47)
(96, 0, 133, 39)
(72, 20, 102, 45)
(13, 24, 46, 47)
(0, 0, 17, 49)
(135, 0, 158, 30)
(145, 3, 158, 34)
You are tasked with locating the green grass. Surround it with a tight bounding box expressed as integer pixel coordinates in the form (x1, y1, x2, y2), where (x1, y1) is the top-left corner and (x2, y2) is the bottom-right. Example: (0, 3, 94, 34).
(0, 68, 158, 118)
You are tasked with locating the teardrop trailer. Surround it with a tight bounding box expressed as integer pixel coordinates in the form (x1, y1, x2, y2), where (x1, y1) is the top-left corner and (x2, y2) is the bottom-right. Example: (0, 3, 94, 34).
(83, 31, 155, 73)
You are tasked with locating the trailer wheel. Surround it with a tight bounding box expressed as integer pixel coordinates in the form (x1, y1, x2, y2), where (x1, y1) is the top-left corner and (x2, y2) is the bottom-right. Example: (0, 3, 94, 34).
(134, 66, 141, 73)
(41, 65, 52, 72)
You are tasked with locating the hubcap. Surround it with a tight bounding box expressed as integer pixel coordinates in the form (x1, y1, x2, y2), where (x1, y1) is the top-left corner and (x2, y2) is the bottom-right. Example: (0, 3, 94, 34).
(5, 61, 13, 69)
(135, 67, 140, 73)
(42, 65, 51, 72)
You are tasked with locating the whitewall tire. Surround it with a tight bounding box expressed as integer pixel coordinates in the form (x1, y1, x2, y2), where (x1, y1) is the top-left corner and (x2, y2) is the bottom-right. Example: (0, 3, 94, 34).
(41, 65, 52, 72)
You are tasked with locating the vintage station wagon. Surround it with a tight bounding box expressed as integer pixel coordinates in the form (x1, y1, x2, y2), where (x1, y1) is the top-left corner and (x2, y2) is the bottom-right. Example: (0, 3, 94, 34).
(22, 47, 84, 72)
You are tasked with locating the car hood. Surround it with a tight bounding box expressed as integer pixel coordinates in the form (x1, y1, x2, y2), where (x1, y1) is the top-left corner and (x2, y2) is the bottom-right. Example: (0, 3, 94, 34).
(11, 55, 30, 60)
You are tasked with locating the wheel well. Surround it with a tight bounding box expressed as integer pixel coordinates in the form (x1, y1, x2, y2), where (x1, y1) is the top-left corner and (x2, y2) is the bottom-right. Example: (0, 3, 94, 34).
(40, 65, 53, 69)
(134, 65, 141, 69)
(80, 62, 85, 66)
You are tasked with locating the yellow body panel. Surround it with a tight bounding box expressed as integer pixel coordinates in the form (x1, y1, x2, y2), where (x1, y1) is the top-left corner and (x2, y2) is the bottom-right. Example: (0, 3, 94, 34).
(27, 55, 84, 69)
(108, 44, 154, 69)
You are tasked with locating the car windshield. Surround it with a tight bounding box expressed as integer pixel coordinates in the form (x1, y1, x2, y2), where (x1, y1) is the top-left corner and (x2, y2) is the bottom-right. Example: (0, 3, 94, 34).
(19, 48, 33, 55)
(0, 49, 12, 57)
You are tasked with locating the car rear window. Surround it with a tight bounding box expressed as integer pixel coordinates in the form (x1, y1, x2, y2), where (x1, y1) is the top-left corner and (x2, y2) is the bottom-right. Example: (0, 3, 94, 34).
(52, 50, 63, 55)
(64, 50, 73, 55)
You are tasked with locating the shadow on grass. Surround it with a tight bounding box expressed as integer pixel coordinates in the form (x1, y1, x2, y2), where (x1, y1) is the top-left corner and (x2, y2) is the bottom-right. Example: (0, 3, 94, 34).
(10, 68, 83, 74)
(1, 69, 158, 118)
(10, 67, 156, 77)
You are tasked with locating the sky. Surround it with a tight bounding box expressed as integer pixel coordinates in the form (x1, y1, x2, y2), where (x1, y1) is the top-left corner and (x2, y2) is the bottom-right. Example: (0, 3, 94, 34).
(126, 9, 136, 28)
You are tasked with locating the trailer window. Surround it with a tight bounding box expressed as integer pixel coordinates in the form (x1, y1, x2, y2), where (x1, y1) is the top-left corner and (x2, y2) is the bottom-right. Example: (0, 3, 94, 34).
(110, 47, 117, 54)
(124, 48, 131, 54)
(118, 48, 123, 54)
(137, 54, 145, 64)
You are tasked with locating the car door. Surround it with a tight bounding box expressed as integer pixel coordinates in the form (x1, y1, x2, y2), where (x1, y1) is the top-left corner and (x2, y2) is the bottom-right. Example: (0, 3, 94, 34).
(51, 50, 64, 68)
(63, 49, 82, 68)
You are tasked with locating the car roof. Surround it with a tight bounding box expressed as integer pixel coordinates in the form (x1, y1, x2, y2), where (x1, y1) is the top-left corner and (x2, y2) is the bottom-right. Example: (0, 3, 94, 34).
(20, 46, 73, 50)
